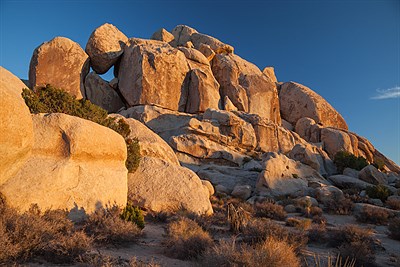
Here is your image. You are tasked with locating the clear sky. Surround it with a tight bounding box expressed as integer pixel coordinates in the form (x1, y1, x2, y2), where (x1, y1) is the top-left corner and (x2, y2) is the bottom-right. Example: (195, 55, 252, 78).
(1, 0, 399, 164)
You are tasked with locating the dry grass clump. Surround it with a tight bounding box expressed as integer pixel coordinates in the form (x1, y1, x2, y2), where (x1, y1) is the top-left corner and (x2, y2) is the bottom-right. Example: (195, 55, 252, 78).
(202, 237, 300, 267)
(228, 203, 252, 233)
(386, 198, 400, 210)
(0, 203, 91, 264)
(325, 195, 354, 215)
(84, 205, 142, 246)
(254, 201, 287, 221)
(355, 206, 391, 225)
(241, 218, 307, 252)
(328, 224, 376, 267)
(286, 217, 312, 231)
(388, 217, 400, 240)
(164, 217, 213, 260)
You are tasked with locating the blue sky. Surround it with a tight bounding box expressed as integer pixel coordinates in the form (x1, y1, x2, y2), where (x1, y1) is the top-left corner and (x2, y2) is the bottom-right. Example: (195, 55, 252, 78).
(1, 0, 399, 164)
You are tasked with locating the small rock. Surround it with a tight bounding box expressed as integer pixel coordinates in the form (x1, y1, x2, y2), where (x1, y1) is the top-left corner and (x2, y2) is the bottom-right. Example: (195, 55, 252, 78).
(295, 196, 318, 207)
(284, 204, 297, 213)
(242, 160, 263, 171)
(231, 185, 252, 200)
(201, 180, 215, 197)
(215, 184, 231, 194)
(367, 198, 383, 207)
(315, 185, 343, 205)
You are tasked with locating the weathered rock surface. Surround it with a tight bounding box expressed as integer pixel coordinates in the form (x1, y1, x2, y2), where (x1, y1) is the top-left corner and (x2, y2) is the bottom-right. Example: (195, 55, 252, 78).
(343, 168, 359, 178)
(1, 113, 128, 214)
(279, 82, 348, 130)
(262, 67, 277, 83)
(29, 37, 89, 99)
(353, 203, 400, 217)
(118, 39, 189, 110)
(0, 67, 34, 185)
(84, 72, 125, 112)
(198, 44, 215, 61)
(85, 23, 128, 74)
(127, 156, 213, 215)
(321, 127, 354, 159)
(109, 114, 180, 165)
(328, 175, 372, 190)
(314, 185, 344, 205)
(185, 64, 220, 113)
(231, 185, 252, 200)
(151, 28, 175, 43)
(212, 54, 281, 124)
(171, 25, 234, 54)
(178, 47, 209, 65)
(358, 165, 387, 185)
(256, 152, 327, 197)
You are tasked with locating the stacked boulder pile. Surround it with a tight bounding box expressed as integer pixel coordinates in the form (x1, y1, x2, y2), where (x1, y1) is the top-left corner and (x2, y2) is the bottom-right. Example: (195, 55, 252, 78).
(1, 23, 399, 217)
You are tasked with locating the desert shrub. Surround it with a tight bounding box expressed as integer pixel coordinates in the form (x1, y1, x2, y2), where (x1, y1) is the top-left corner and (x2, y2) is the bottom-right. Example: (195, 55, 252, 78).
(334, 151, 368, 173)
(328, 224, 376, 267)
(241, 218, 307, 252)
(22, 85, 140, 172)
(164, 217, 213, 260)
(365, 185, 391, 202)
(388, 217, 400, 240)
(312, 215, 327, 225)
(386, 198, 400, 210)
(0, 203, 91, 264)
(307, 253, 356, 267)
(325, 194, 354, 215)
(227, 203, 251, 233)
(84, 205, 142, 245)
(129, 257, 161, 267)
(286, 217, 312, 230)
(308, 225, 328, 243)
(202, 237, 300, 267)
(254, 201, 287, 221)
(355, 206, 391, 225)
(304, 206, 323, 218)
(120, 203, 145, 229)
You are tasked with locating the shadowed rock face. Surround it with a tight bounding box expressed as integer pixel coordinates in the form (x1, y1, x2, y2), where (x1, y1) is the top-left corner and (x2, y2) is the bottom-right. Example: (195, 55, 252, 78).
(279, 82, 348, 130)
(29, 37, 89, 99)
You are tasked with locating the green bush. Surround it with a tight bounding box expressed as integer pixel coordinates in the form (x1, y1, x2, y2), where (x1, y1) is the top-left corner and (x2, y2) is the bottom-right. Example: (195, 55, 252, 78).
(22, 85, 140, 173)
(120, 204, 145, 229)
(365, 185, 391, 202)
(334, 151, 368, 173)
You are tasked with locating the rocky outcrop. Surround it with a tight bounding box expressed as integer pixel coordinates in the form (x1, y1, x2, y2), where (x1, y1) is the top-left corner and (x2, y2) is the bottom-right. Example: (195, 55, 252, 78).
(279, 82, 348, 130)
(127, 156, 213, 215)
(0, 67, 34, 185)
(328, 175, 372, 190)
(359, 165, 387, 185)
(118, 39, 189, 110)
(256, 152, 327, 197)
(85, 23, 128, 74)
(84, 72, 125, 112)
(151, 28, 175, 43)
(262, 67, 277, 83)
(109, 114, 180, 165)
(171, 25, 234, 54)
(29, 37, 89, 99)
(294, 117, 400, 174)
(0, 113, 128, 214)
(212, 54, 281, 123)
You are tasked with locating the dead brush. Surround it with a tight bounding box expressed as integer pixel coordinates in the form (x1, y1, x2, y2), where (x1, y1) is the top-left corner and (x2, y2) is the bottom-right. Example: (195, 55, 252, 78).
(201, 237, 301, 267)
(227, 203, 251, 233)
(164, 217, 213, 260)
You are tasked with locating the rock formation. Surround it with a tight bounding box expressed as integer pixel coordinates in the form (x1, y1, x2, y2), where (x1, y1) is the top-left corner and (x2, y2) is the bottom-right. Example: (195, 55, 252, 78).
(1, 23, 399, 217)
(1, 113, 128, 215)
(0, 67, 33, 185)
(29, 37, 89, 99)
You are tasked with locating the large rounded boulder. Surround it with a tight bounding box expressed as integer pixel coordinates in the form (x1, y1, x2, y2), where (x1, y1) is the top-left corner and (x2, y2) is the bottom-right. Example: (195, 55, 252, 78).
(0, 67, 34, 185)
(29, 37, 89, 99)
(279, 82, 348, 130)
(0, 113, 128, 214)
(85, 23, 128, 74)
